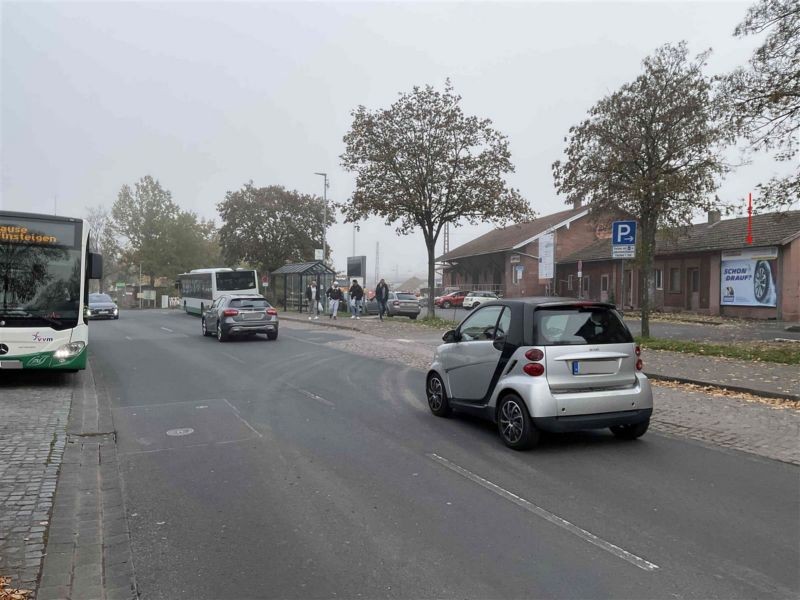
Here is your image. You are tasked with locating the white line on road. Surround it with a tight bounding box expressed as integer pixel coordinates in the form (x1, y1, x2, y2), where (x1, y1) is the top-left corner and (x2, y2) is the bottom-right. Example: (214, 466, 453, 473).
(285, 383, 335, 407)
(125, 336, 133, 340)
(428, 453, 660, 572)
(160, 327, 174, 333)
(223, 399, 263, 438)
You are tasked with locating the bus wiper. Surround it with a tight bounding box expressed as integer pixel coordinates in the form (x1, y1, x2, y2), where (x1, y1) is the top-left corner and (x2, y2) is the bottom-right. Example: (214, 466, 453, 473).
(0, 311, 63, 327)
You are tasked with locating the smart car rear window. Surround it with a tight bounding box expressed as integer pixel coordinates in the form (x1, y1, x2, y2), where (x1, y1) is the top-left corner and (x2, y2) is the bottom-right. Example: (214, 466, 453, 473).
(535, 307, 632, 345)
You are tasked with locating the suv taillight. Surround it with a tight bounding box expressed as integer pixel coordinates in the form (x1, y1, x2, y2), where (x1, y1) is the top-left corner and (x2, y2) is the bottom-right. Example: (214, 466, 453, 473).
(393, 301, 400, 306)
(223, 309, 239, 317)
(266, 308, 277, 316)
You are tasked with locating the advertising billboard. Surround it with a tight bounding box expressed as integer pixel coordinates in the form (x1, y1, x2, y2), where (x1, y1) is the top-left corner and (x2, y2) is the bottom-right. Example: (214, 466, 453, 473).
(538, 232, 554, 279)
(720, 247, 778, 307)
(347, 256, 366, 278)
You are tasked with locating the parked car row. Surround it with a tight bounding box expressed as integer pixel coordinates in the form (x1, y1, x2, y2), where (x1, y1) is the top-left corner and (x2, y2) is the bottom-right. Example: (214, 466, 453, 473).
(435, 290, 500, 309)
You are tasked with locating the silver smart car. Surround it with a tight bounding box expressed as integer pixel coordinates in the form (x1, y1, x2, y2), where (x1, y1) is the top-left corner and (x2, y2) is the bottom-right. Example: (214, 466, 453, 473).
(426, 297, 653, 450)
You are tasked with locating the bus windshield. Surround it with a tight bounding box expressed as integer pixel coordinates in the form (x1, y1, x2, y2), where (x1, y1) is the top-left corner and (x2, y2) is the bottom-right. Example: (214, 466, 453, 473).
(217, 270, 256, 291)
(0, 217, 83, 329)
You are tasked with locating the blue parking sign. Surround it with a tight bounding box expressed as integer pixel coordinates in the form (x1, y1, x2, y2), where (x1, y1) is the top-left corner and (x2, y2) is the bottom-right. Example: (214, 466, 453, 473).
(612, 221, 637, 245)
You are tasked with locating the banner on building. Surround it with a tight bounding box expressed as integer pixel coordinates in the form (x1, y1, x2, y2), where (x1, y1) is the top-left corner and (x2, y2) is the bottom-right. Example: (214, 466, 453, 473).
(538, 232, 554, 279)
(720, 247, 778, 307)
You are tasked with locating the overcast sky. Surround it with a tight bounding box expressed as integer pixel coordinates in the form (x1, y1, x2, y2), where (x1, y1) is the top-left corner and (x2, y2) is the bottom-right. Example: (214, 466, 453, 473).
(1, 0, 794, 281)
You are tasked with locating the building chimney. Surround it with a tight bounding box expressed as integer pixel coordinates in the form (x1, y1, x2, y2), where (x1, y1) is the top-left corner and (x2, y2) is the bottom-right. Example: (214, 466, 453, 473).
(572, 198, 582, 210)
(707, 210, 721, 224)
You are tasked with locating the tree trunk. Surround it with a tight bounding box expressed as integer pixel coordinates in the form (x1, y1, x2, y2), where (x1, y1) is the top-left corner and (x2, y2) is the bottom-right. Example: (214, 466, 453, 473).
(426, 241, 436, 319)
(639, 225, 656, 339)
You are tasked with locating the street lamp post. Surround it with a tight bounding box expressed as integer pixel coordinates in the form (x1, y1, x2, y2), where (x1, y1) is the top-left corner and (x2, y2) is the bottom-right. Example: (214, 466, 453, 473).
(314, 172, 328, 264)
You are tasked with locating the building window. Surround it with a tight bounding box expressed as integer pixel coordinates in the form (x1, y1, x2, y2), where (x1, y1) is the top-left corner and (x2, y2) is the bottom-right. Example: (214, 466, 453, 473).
(601, 274, 609, 293)
(567, 274, 574, 290)
(512, 265, 523, 285)
(654, 269, 663, 290)
(582, 276, 590, 294)
(669, 268, 681, 292)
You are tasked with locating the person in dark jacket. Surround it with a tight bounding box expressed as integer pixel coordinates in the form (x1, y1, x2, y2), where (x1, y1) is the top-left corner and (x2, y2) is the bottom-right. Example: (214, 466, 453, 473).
(327, 282, 343, 319)
(306, 281, 321, 320)
(375, 278, 390, 321)
(348, 279, 364, 319)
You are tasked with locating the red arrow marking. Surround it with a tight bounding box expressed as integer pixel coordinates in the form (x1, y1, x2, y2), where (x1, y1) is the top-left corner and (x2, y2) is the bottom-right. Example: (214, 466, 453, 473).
(746, 192, 753, 245)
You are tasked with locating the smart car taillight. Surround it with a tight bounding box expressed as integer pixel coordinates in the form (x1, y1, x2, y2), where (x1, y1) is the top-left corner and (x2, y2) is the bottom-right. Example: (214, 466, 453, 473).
(523, 363, 545, 377)
(636, 358, 643, 371)
(525, 349, 544, 361)
(223, 309, 239, 316)
(635, 345, 641, 357)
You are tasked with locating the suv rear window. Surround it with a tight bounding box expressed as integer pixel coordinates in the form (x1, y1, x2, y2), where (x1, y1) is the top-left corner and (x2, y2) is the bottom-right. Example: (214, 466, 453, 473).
(229, 298, 269, 309)
(396, 293, 417, 300)
(535, 307, 632, 345)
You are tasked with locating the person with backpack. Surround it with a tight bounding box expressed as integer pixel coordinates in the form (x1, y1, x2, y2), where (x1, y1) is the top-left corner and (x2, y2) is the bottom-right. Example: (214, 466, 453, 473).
(328, 282, 343, 319)
(349, 279, 364, 319)
(375, 278, 390, 321)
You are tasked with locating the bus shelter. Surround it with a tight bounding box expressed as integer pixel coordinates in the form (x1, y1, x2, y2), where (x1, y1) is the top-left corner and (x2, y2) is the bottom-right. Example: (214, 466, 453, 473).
(270, 261, 336, 312)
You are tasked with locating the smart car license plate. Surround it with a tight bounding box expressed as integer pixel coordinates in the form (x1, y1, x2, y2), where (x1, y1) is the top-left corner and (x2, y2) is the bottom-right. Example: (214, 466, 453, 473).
(572, 361, 580, 375)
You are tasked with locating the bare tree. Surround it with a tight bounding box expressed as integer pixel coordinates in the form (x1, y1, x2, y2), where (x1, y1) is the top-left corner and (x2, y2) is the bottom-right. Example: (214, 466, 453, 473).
(553, 43, 729, 337)
(720, 0, 799, 210)
(340, 81, 533, 316)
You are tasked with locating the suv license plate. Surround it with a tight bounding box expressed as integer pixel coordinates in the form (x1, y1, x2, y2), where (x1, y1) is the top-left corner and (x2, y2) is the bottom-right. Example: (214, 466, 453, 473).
(572, 361, 580, 375)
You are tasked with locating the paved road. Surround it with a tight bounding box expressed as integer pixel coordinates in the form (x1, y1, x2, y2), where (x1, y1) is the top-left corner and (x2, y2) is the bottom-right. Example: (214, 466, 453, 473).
(87, 310, 799, 599)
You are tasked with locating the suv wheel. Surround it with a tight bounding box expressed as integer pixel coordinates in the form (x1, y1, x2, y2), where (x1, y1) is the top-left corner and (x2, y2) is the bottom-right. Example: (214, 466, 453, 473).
(442, 301, 451, 309)
(426, 373, 451, 417)
(201, 318, 210, 337)
(497, 394, 539, 450)
(610, 419, 649, 440)
(216, 321, 228, 342)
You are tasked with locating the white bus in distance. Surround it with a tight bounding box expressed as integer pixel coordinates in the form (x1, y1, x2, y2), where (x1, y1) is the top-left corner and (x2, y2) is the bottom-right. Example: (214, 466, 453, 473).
(177, 268, 259, 316)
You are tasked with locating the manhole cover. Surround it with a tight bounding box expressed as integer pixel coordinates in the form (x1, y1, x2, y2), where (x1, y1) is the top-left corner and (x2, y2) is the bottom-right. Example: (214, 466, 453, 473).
(166, 428, 194, 437)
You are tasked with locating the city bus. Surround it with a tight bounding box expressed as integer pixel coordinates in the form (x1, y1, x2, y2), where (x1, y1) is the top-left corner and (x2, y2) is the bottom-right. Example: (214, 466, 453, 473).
(0, 211, 102, 371)
(176, 268, 259, 315)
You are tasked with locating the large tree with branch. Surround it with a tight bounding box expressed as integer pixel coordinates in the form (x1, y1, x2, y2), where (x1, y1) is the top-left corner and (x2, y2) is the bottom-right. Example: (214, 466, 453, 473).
(339, 81, 533, 316)
(553, 43, 730, 337)
(720, 0, 799, 211)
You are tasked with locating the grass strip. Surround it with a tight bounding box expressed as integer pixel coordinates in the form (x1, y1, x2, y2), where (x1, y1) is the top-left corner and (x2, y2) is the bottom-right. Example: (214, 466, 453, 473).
(636, 337, 800, 365)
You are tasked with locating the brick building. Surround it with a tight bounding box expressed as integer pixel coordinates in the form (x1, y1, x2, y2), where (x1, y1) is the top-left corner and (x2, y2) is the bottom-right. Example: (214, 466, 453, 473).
(438, 202, 616, 297)
(557, 210, 800, 321)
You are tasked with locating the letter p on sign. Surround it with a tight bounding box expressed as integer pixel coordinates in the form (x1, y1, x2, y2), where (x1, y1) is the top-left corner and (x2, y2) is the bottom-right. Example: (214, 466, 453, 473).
(612, 221, 637, 245)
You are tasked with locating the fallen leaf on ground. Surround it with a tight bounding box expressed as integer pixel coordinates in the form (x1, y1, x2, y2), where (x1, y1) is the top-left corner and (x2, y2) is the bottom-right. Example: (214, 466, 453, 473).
(0, 576, 33, 600)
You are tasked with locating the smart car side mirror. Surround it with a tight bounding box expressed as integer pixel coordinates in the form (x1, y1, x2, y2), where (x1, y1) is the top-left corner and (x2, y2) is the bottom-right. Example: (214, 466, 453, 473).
(442, 329, 459, 343)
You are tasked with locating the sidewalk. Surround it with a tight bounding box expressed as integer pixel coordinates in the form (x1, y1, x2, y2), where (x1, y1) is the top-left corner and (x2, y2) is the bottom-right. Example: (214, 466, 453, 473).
(280, 312, 799, 401)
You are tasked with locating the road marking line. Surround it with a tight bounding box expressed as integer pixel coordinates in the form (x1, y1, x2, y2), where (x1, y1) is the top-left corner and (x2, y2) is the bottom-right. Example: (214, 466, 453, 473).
(119, 437, 258, 456)
(222, 352, 245, 364)
(428, 453, 659, 572)
(223, 399, 263, 437)
(125, 336, 133, 340)
(160, 327, 174, 333)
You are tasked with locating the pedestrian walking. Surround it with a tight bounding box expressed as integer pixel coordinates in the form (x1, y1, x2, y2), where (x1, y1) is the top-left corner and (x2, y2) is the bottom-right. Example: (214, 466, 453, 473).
(306, 281, 321, 320)
(375, 278, 389, 321)
(328, 282, 343, 319)
(349, 279, 364, 319)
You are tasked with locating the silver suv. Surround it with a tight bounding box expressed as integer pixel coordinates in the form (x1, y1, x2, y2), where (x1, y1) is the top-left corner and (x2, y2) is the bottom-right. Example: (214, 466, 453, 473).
(201, 295, 279, 341)
(426, 298, 653, 450)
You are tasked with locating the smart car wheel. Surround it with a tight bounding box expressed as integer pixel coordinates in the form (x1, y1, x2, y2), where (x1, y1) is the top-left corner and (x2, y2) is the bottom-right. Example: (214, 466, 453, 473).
(610, 419, 649, 440)
(753, 261, 771, 303)
(426, 373, 451, 417)
(497, 394, 539, 450)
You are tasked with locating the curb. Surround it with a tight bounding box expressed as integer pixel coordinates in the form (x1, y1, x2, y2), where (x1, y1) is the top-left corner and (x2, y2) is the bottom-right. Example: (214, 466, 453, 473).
(645, 372, 800, 403)
(280, 313, 365, 333)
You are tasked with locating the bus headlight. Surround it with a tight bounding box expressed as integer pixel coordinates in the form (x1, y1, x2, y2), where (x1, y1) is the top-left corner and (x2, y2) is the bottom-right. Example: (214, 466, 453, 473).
(54, 341, 86, 362)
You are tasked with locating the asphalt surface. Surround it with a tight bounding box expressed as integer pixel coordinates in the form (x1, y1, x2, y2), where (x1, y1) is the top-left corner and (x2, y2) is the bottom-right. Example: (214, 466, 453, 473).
(87, 310, 799, 600)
